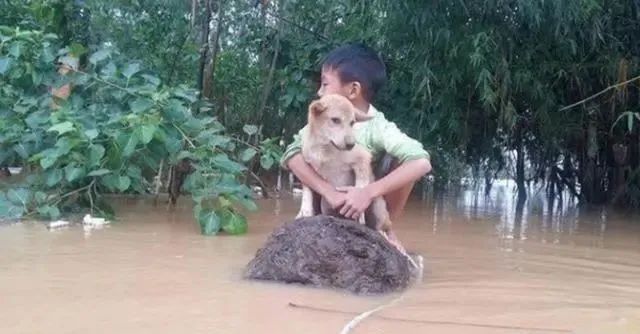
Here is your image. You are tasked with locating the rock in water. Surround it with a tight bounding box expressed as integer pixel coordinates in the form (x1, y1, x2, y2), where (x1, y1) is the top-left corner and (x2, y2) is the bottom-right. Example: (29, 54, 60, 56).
(244, 215, 415, 294)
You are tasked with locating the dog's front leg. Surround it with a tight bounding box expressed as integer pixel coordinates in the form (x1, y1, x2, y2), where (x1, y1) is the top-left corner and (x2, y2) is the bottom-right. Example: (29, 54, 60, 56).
(296, 185, 315, 218)
(352, 161, 374, 225)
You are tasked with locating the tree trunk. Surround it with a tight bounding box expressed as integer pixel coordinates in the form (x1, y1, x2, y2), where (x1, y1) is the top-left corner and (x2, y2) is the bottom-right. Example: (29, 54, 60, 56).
(582, 120, 599, 203)
(196, 0, 211, 93)
(201, 0, 223, 100)
(255, 0, 281, 125)
(515, 132, 527, 201)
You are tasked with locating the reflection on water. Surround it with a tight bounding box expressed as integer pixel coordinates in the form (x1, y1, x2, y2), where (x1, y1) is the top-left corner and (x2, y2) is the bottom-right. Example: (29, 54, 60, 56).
(1, 182, 640, 334)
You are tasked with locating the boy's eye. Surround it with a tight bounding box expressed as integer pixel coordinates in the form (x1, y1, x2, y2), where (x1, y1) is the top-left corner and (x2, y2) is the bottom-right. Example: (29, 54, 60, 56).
(331, 117, 341, 125)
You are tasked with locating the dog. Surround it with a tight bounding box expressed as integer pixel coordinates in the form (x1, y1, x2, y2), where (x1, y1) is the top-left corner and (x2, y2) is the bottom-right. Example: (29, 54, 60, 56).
(296, 94, 398, 247)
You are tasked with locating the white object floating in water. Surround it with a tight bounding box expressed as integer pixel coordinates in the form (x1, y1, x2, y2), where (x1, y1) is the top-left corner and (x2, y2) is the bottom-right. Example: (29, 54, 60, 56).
(82, 214, 110, 226)
(8, 167, 23, 175)
(47, 220, 70, 229)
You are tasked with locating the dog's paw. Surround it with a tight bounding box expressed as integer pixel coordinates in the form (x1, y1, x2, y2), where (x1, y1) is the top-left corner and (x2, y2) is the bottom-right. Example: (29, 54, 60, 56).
(296, 209, 314, 219)
(358, 215, 366, 225)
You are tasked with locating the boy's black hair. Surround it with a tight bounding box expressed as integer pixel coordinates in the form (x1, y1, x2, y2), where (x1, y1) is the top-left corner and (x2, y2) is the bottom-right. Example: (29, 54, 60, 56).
(322, 43, 387, 102)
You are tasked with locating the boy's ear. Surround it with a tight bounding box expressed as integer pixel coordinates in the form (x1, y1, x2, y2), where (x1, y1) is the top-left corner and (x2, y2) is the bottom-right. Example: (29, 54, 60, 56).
(347, 82, 362, 100)
(309, 99, 327, 116)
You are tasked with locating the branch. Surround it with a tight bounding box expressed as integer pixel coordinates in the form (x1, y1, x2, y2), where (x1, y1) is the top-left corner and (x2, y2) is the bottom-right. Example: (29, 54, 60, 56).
(62, 66, 140, 96)
(249, 170, 270, 199)
(52, 180, 96, 207)
(288, 303, 571, 333)
(559, 74, 640, 111)
(173, 124, 197, 149)
(263, 9, 329, 42)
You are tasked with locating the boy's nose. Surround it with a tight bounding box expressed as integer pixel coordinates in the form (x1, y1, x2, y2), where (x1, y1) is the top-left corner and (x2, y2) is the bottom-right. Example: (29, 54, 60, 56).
(345, 142, 355, 150)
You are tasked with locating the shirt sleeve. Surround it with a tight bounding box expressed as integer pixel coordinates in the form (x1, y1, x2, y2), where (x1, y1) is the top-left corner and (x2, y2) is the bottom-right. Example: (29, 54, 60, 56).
(279, 125, 308, 169)
(371, 117, 430, 163)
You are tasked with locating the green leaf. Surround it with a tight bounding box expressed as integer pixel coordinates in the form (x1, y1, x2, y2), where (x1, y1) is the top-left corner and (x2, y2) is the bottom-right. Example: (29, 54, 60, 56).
(123, 133, 139, 157)
(87, 168, 111, 177)
(7, 188, 31, 207)
(37, 205, 61, 220)
(122, 62, 141, 79)
(100, 174, 119, 191)
(89, 49, 110, 65)
(142, 74, 160, 86)
(40, 149, 59, 169)
(0, 57, 11, 75)
(85, 129, 99, 140)
(193, 203, 203, 218)
(198, 209, 221, 235)
(65, 166, 85, 182)
(218, 196, 233, 209)
(130, 98, 153, 113)
(139, 125, 156, 145)
(243, 124, 258, 136)
(34, 191, 48, 204)
(54, 137, 74, 156)
(46, 169, 63, 186)
(212, 154, 246, 173)
(260, 154, 275, 170)
(9, 42, 21, 57)
(127, 165, 142, 179)
(0, 195, 24, 219)
(117, 176, 131, 192)
(240, 148, 257, 162)
(89, 144, 105, 167)
(101, 61, 117, 77)
(173, 88, 197, 103)
(13, 143, 29, 159)
(176, 150, 195, 161)
(69, 43, 87, 57)
(220, 209, 248, 235)
(47, 121, 75, 135)
(230, 193, 258, 211)
(25, 111, 49, 129)
(165, 137, 182, 155)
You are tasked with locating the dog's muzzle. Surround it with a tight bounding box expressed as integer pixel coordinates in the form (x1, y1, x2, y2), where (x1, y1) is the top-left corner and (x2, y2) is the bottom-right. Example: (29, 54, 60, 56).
(331, 141, 355, 151)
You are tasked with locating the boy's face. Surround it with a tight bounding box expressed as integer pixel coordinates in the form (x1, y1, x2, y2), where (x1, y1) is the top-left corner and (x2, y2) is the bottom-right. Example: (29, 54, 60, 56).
(318, 67, 357, 99)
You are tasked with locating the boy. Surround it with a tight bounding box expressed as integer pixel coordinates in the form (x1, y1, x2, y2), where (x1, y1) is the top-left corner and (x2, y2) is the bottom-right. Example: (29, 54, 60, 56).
(280, 43, 432, 231)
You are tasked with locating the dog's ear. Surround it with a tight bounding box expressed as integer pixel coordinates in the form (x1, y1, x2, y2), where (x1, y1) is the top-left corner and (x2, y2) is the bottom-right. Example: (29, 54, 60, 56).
(354, 108, 374, 122)
(309, 99, 327, 116)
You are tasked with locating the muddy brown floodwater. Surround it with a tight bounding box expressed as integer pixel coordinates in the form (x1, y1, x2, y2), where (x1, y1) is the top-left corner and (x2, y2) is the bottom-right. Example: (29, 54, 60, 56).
(2, 184, 640, 333)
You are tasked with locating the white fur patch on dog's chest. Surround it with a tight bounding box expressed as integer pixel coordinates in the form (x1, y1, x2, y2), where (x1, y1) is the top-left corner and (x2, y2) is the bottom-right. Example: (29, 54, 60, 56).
(302, 149, 355, 186)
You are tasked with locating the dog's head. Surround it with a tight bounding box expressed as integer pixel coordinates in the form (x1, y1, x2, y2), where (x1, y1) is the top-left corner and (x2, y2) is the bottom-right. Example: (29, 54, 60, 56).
(307, 94, 373, 151)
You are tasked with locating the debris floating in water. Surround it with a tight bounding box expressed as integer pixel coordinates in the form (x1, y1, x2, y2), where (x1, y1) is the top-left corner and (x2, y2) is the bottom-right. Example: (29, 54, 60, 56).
(82, 214, 110, 226)
(47, 220, 70, 229)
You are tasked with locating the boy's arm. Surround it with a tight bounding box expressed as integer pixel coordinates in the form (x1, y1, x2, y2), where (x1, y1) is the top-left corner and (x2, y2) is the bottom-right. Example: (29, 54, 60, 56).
(280, 126, 346, 210)
(369, 118, 432, 196)
(287, 154, 346, 209)
(339, 159, 431, 219)
(339, 118, 432, 219)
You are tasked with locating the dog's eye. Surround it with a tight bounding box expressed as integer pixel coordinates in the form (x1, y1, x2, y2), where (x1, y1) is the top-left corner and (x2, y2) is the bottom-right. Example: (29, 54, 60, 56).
(331, 117, 341, 125)
(350, 121, 355, 127)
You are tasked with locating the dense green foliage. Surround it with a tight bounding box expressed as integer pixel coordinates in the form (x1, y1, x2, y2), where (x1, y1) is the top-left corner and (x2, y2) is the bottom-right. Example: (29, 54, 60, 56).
(1, 0, 640, 230)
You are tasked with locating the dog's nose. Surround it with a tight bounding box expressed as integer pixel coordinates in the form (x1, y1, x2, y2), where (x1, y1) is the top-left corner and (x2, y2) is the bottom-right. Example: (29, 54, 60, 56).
(345, 142, 355, 150)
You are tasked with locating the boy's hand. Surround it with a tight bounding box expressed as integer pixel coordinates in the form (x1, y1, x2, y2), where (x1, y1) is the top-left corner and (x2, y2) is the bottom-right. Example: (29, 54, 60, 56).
(325, 190, 347, 210)
(336, 186, 374, 220)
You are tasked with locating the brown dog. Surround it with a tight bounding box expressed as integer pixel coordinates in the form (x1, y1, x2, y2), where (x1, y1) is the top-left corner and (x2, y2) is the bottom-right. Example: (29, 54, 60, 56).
(296, 94, 395, 241)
